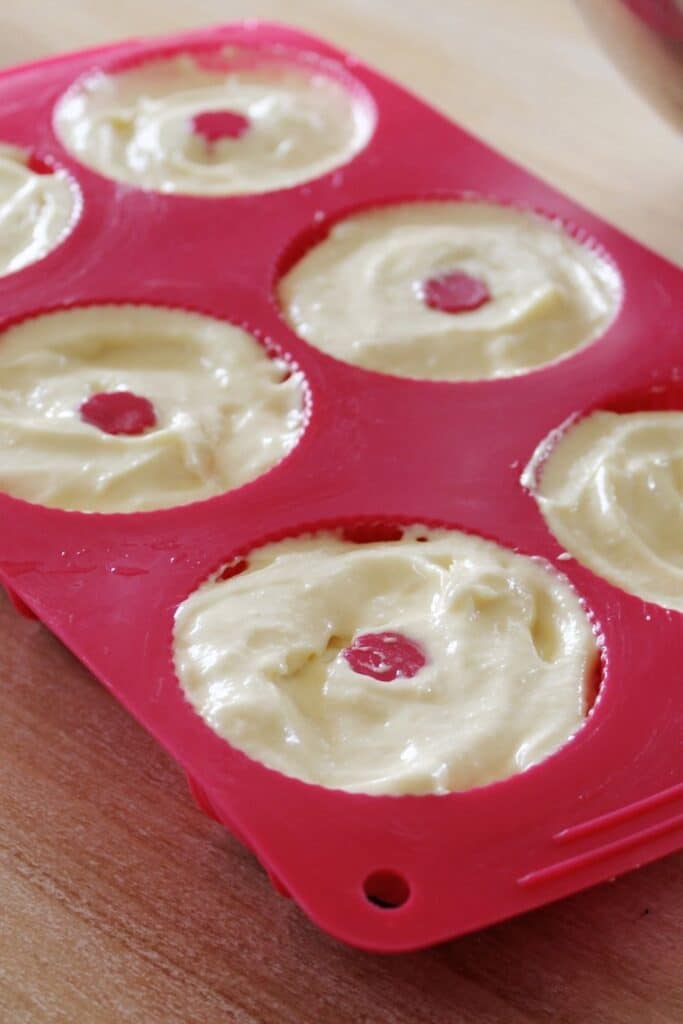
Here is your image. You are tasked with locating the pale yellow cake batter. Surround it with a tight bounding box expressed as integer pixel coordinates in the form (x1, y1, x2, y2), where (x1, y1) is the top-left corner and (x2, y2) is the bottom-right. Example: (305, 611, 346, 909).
(174, 527, 599, 794)
(54, 51, 374, 195)
(0, 305, 305, 513)
(278, 201, 622, 381)
(524, 409, 683, 612)
(0, 143, 76, 276)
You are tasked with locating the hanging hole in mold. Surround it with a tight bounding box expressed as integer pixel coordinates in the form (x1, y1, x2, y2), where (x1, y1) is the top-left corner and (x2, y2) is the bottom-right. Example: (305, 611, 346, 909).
(363, 870, 411, 910)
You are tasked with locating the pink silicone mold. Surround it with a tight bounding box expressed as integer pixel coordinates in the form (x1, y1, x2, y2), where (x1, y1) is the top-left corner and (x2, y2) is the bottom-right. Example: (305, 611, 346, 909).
(0, 21, 680, 952)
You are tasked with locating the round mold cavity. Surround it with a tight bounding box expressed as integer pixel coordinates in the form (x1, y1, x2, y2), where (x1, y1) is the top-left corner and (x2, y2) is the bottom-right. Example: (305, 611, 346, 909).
(53, 43, 376, 197)
(0, 302, 308, 514)
(0, 142, 81, 280)
(523, 378, 683, 614)
(173, 518, 604, 799)
(274, 196, 623, 383)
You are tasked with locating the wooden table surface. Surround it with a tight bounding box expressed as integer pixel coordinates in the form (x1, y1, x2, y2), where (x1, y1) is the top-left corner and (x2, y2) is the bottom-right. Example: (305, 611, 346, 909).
(0, 2, 681, 1021)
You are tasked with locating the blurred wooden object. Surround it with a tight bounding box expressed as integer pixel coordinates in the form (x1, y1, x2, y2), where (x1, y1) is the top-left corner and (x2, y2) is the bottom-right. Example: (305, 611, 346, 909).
(576, 0, 683, 133)
(0, 2, 681, 1022)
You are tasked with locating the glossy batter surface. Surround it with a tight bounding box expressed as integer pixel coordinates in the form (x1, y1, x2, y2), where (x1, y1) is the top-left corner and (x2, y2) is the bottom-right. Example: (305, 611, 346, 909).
(279, 201, 621, 380)
(174, 528, 598, 794)
(525, 409, 683, 612)
(0, 143, 76, 276)
(55, 52, 373, 195)
(0, 305, 304, 513)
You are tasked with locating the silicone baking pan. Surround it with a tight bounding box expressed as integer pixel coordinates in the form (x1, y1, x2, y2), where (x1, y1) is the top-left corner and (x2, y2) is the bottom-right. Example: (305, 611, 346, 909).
(0, 21, 680, 952)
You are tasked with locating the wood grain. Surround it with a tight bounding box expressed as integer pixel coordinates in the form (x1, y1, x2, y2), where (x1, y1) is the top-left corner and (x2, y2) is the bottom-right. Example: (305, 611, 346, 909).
(0, 2, 681, 1021)
(1, 593, 681, 1022)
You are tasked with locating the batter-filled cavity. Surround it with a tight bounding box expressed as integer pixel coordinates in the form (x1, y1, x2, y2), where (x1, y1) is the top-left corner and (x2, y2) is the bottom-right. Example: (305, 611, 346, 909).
(524, 409, 683, 612)
(278, 201, 621, 381)
(0, 143, 77, 277)
(54, 50, 374, 195)
(174, 527, 599, 795)
(0, 305, 305, 513)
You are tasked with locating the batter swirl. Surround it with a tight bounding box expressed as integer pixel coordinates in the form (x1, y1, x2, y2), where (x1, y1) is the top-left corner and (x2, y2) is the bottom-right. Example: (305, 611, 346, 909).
(174, 528, 598, 795)
(525, 409, 683, 612)
(55, 51, 374, 195)
(0, 143, 76, 276)
(0, 305, 304, 513)
(279, 201, 621, 381)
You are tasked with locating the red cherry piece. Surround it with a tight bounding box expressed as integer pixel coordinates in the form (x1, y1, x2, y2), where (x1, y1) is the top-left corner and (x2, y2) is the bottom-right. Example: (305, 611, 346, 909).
(217, 557, 248, 582)
(27, 153, 54, 176)
(422, 270, 490, 313)
(80, 391, 157, 436)
(344, 631, 427, 683)
(192, 110, 250, 143)
(343, 522, 404, 545)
